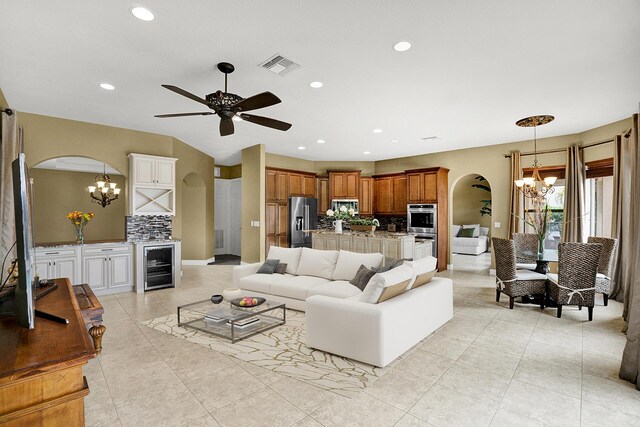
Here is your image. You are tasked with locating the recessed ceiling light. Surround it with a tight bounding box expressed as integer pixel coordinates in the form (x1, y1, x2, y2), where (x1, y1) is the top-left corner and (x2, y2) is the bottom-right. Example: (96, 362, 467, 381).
(393, 41, 412, 52)
(298, 146, 306, 150)
(309, 81, 323, 88)
(373, 129, 382, 134)
(316, 139, 325, 144)
(131, 6, 155, 21)
(363, 151, 371, 155)
(99, 83, 115, 91)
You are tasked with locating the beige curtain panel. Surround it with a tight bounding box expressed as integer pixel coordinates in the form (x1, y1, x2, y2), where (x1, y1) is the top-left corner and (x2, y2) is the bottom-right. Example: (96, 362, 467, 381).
(562, 145, 585, 243)
(0, 111, 21, 265)
(508, 150, 523, 236)
(616, 114, 640, 389)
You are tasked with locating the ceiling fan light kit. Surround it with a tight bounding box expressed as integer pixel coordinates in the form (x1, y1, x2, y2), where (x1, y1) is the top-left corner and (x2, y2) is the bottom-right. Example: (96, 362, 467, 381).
(155, 62, 292, 137)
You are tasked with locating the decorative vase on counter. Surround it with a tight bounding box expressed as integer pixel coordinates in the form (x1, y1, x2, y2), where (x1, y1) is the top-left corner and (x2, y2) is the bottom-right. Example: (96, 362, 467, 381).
(222, 288, 242, 302)
(75, 227, 84, 244)
(333, 220, 343, 234)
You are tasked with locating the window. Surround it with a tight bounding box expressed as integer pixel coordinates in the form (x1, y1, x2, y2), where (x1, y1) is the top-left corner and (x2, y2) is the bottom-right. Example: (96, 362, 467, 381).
(585, 175, 614, 238)
(523, 180, 565, 250)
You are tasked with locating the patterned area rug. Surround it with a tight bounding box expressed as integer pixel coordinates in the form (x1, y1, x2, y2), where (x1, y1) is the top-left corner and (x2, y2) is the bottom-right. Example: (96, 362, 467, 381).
(141, 310, 387, 397)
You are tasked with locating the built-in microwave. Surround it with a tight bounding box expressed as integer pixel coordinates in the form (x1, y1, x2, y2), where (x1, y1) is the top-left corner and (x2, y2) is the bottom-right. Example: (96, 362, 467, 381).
(407, 204, 437, 235)
(331, 199, 359, 214)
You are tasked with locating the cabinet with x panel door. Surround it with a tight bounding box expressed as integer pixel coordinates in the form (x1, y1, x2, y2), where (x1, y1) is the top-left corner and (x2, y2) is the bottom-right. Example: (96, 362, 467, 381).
(128, 153, 178, 215)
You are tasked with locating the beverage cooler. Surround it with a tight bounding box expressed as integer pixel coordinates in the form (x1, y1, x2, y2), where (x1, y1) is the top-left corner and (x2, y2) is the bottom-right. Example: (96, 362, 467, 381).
(144, 245, 175, 291)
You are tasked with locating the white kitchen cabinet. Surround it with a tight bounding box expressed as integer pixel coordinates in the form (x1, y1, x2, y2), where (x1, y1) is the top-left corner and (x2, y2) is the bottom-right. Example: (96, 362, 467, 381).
(128, 153, 177, 216)
(311, 233, 414, 265)
(82, 243, 133, 295)
(351, 236, 367, 253)
(367, 237, 384, 255)
(34, 247, 81, 284)
(338, 235, 352, 251)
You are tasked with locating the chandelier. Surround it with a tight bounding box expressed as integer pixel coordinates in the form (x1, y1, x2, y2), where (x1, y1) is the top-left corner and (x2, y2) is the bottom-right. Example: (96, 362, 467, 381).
(88, 164, 121, 208)
(514, 115, 557, 202)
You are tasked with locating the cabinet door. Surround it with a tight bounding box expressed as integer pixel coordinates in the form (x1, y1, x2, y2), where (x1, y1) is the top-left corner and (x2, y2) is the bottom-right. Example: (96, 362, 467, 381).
(135, 157, 155, 186)
(423, 173, 437, 202)
(277, 204, 288, 235)
(338, 235, 352, 251)
(316, 178, 329, 215)
(324, 235, 339, 251)
(303, 175, 316, 198)
(109, 253, 131, 288)
(54, 257, 78, 284)
(384, 239, 402, 261)
(266, 170, 277, 202)
(392, 176, 407, 214)
(312, 234, 325, 250)
(368, 237, 384, 255)
(276, 172, 288, 201)
(407, 173, 423, 203)
(266, 235, 277, 253)
(359, 178, 373, 215)
(330, 173, 346, 198)
(277, 235, 289, 248)
(35, 259, 52, 281)
(83, 256, 108, 291)
(288, 173, 303, 196)
(345, 173, 359, 198)
(266, 203, 277, 235)
(155, 159, 175, 187)
(374, 178, 392, 214)
(351, 236, 367, 253)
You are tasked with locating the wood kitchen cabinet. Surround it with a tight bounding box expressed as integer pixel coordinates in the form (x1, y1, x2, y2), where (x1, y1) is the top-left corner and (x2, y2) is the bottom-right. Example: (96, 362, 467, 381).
(266, 169, 289, 202)
(373, 173, 407, 215)
(266, 202, 288, 253)
(316, 177, 329, 215)
(328, 171, 360, 199)
(359, 177, 374, 215)
(406, 167, 445, 203)
(288, 173, 303, 196)
(303, 175, 316, 197)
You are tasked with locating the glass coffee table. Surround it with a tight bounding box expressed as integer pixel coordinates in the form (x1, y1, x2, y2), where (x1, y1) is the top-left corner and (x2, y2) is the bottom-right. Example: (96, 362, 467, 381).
(177, 299, 286, 343)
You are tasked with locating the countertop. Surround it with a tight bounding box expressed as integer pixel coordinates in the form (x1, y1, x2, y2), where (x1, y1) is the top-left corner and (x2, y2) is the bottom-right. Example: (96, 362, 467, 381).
(306, 230, 415, 239)
(36, 238, 181, 249)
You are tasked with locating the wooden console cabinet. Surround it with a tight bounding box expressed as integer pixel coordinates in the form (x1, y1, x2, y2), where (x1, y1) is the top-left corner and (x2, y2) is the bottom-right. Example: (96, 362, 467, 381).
(0, 278, 96, 426)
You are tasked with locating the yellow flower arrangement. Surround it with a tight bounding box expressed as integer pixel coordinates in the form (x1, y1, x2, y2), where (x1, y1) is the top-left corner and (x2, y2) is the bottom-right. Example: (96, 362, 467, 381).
(66, 211, 94, 243)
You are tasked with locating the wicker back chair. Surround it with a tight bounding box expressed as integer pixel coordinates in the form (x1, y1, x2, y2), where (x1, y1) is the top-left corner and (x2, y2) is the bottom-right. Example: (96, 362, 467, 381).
(547, 242, 602, 321)
(492, 237, 547, 309)
(512, 233, 538, 270)
(587, 236, 618, 306)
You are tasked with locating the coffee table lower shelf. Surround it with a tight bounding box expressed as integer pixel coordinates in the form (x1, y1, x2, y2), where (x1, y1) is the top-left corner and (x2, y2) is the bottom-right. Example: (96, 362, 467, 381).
(177, 300, 286, 343)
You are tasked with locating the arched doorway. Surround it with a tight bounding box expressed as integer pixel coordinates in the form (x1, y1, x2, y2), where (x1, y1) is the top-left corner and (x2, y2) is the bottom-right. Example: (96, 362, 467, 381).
(451, 173, 492, 273)
(181, 173, 207, 260)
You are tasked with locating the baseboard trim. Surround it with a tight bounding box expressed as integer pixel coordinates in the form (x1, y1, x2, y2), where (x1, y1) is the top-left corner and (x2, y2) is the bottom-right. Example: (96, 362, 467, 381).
(183, 257, 215, 266)
(447, 264, 453, 270)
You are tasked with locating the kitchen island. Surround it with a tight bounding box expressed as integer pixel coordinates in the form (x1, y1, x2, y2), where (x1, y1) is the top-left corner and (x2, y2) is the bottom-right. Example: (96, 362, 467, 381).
(308, 230, 421, 265)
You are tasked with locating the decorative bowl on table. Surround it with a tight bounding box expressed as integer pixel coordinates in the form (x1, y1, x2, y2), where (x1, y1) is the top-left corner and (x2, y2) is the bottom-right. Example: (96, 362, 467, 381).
(231, 297, 266, 308)
(222, 288, 242, 301)
(210, 294, 224, 304)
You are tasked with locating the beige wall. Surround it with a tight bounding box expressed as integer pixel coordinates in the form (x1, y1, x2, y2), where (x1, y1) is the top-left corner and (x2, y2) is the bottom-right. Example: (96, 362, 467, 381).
(16, 111, 215, 260)
(241, 144, 265, 263)
(452, 174, 492, 229)
(265, 153, 375, 176)
(30, 169, 126, 243)
(0, 89, 8, 109)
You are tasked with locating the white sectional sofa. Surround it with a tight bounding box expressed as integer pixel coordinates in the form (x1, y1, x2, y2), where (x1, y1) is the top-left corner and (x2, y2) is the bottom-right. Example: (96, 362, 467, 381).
(451, 224, 490, 255)
(232, 246, 454, 367)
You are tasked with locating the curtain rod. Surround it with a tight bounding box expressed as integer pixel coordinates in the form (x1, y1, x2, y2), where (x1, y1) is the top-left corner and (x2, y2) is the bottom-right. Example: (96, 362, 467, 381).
(1, 108, 14, 116)
(503, 136, 619, 159)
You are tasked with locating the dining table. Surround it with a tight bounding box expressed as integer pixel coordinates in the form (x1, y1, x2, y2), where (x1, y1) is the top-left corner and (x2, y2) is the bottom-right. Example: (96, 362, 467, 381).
(518, 249, 558, 274)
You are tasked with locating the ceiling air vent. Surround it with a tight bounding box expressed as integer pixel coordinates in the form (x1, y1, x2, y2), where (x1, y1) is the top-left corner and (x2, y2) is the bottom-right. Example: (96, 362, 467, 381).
(422, 136, 438, 141)
(259, 53, 300, 76)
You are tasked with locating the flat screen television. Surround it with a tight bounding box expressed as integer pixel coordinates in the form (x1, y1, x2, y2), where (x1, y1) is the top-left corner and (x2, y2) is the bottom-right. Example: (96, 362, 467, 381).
(11, 153, 36, 328)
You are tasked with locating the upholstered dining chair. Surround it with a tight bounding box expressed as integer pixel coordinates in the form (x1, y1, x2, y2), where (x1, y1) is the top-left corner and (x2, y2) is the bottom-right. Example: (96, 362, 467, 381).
(512, 233, 538, 271)
(492, 237, 548, 309)
(547, 242, 602, 321)
(587, 236, 618, 306)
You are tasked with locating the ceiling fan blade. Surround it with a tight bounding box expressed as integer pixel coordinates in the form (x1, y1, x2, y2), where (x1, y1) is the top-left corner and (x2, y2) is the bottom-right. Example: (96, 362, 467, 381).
(161, 84, 209, 106)
(154, 112, 214, 118)
(239, 113, 292, 131)
(220, 119, 234, 136)
(233, 91, 281, 112)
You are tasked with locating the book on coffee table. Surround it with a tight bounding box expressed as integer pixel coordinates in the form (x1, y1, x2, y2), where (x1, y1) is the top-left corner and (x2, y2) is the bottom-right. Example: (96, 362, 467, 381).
(227, 316, 261, 329)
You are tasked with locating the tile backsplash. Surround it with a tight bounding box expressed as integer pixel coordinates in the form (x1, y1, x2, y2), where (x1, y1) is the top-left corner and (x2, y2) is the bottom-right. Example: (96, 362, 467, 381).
(317, 215, 406, 231)
(126, 215, 173, 241)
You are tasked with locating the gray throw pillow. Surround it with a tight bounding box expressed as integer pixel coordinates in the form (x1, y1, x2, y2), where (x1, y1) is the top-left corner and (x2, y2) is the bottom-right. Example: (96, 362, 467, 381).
(257, 259, 280, 274)
(349, 264, 377, 291)
(274, 263, 287, 274)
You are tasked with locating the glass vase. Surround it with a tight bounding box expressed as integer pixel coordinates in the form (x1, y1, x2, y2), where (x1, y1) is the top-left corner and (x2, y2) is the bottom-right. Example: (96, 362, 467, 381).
(75, 227, 84, 244)
(538, 234, 545, 255)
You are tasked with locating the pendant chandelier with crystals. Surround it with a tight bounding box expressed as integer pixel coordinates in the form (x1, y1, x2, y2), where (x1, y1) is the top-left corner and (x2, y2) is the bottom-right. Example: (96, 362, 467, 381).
(514, 115, 557, 203)
(88, 164, 121, 208)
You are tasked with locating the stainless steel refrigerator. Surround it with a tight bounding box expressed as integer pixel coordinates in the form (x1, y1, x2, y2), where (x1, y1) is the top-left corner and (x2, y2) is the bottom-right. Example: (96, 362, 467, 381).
(288, 196, 318, 248)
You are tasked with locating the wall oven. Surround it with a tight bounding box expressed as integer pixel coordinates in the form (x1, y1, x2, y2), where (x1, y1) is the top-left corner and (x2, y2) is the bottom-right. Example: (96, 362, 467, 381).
(407, 204, 437, 235)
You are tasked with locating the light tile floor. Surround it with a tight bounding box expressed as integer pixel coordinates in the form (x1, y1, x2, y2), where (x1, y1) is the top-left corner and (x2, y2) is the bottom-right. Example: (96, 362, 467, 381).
(85, 263, 640, 427)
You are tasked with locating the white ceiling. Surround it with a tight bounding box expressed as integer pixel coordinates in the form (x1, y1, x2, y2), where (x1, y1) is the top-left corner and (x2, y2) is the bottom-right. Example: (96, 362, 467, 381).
(1, 1, 639, 165)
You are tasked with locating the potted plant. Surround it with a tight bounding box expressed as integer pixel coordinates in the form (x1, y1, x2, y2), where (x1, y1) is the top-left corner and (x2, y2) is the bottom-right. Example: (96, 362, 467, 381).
(326, 205, 356, 233)
(66, 210, 95, 244)
(348, 217, 380, 233)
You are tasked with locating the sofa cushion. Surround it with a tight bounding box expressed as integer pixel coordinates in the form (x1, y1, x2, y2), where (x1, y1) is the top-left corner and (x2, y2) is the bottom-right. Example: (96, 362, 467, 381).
(332, 250, 384, 281)
(239, 273, 291, 294)
(479, 227, 489, 236)
(462, 224, 480, 238)
(267, 246, 303, 274)
(349, 264, 377, 291)
(307, 280, 361, 299)
(458, 228, 475, 238)
(296, 247, 339, 280)
(454, 237, 485, 247)
(274, 263, 287, 274)
(257, 259, 280, 274)
(271, 276, 331, 300)
(404, 256, 438, 289)
(360, 264, 415, 304)
(452, 224, 461, 237)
